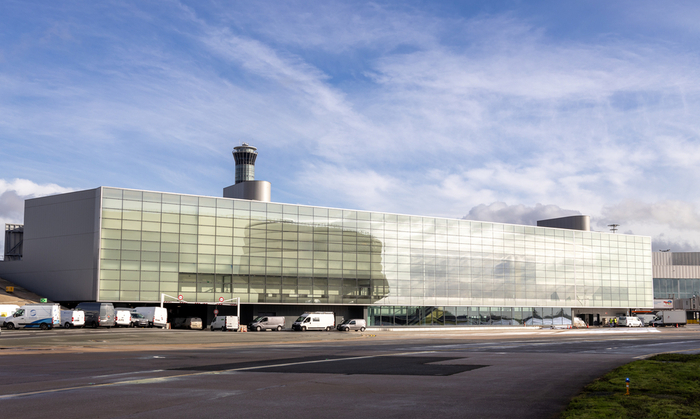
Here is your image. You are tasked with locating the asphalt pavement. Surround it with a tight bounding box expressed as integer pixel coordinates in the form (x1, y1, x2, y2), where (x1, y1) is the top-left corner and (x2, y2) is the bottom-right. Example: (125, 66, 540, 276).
(1, 326, 699, 419)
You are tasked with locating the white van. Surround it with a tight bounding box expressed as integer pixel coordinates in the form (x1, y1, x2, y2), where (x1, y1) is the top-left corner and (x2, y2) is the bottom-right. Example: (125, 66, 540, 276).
(3, 304, 60, 330)
(210, 315, 239, 331)
(249, 316, 286, 331)
(133, 306, 168, 328)
(292, 312, 335, 331)
(115, 309, 132, 327)
(618, 316, 643, 327)
(60, 310, 85, 328)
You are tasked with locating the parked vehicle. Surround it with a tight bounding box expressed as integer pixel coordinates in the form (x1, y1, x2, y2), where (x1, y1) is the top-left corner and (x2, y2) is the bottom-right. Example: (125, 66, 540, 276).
(3, 304, 60, 330)
(60, 310, 85, 328)
(292, 312, 335, 331)
(0, 304, 20, 327)
(128, 311, 149, 328)
(634, 314, 656, 326)
(652, 310, 687, 327)
(133, 306, 168, 328)
(337, 318, 366, 332)
(210, 315, 239, 331)
(617, 316, 643, 327)
(249, 316, 285, 331)
(76, 302, 116, 327)
(173, 317, 203, 330)
(115, 309, 132, 327)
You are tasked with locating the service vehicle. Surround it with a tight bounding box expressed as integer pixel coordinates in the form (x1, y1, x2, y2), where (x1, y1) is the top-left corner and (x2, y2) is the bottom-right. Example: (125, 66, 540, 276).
(128, 311, 149, 327)
(652, 310, 687, 327)
(173, 317, 203, 330)
(210, 315, 239, 331)
(337, 318, 366, 332)
(617, 316, 643, 327)
(634, 314, 656, 326)
(76, 302, 116, 327)
(60, 310, 85, 328)
(133, 306, 168, 328)
(114, 309, 132, 327)
(249, 316, 285, 331)
(292, 312, 335, 331)
(3, 303, 60, 330)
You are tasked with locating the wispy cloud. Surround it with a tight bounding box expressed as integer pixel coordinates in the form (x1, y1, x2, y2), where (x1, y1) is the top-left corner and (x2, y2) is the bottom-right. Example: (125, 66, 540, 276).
(1, 1, 700, 251)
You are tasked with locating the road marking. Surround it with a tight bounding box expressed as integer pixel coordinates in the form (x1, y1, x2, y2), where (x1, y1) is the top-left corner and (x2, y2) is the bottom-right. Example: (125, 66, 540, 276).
(92, 370, 164, 379)
(0, 350, 438, 400)
(633, 347, 700, 359)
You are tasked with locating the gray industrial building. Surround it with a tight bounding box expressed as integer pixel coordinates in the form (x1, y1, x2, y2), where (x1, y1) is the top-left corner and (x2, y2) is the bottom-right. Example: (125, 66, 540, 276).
(653, 252, 700, 300)
(0, 145, 654, 327)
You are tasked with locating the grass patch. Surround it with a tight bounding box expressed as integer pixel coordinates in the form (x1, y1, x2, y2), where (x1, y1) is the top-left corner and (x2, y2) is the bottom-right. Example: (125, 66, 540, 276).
(560, 353, 700, 419)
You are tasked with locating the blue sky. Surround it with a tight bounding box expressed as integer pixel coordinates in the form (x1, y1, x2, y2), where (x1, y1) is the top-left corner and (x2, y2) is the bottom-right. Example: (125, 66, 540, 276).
(2, 0, 700, 253)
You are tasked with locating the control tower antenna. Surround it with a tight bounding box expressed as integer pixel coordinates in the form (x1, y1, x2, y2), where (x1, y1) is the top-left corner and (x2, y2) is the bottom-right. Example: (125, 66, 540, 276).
(608, 224, 620, 233)
(233, 143, 258, 184)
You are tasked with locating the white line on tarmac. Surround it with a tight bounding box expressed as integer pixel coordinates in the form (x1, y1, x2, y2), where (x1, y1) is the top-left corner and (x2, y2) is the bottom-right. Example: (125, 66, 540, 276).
(91, 369, 164, 379)
(0, 350, 437, 400)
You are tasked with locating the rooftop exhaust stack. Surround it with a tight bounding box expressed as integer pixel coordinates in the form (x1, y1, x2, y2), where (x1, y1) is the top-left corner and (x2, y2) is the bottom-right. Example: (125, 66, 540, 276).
(223, 143, 271, 202)
(537, 215, 590, 231)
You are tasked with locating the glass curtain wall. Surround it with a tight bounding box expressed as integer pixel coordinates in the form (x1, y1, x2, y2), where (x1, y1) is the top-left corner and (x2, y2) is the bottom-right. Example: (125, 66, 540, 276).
(653, 278, 700, 299)
(98, 187, 653, 312)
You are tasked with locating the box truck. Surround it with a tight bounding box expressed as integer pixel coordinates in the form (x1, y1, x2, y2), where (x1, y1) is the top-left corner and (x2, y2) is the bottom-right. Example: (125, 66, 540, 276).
(292, 312, 335, 331)
(60, 310, 85, 328)
(3, 304, 60, 330)
(652, 310, 687, 327)
(134, 306, 168, 328)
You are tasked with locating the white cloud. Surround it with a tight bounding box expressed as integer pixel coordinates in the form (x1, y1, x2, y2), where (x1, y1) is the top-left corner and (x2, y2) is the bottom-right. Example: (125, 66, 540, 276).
(2, 3, 700, 253)
(600, 200, 700, 231)
(462, 202, 580, 226)
(0, 179, 73, 257)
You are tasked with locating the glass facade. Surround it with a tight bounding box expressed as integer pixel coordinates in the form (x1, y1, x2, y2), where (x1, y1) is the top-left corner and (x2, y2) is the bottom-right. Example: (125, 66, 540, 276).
(654, 278, 700, 299)
(98, 187, 653, 315)
(368, 306, 573, 326)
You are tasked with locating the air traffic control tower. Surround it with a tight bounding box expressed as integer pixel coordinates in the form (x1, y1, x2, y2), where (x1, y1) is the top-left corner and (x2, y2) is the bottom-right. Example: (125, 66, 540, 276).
(223, 143, 271, 201)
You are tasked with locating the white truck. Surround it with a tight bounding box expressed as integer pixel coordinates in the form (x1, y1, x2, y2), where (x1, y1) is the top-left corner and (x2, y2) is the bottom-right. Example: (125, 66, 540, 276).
(292, 312, 335, 331)
(3, 304, 60, 330)
(652, 310, 687, 327)
(210, 315, 239, 331)
(133, 306, 168, 328)
(60, 310, 85, 328)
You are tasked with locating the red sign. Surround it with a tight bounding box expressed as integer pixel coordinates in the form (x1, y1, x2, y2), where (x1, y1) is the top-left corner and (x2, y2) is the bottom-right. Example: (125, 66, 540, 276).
(219, 297, 225, 302)
(213, 309, 219, 315)
(178, 295, 183, 301)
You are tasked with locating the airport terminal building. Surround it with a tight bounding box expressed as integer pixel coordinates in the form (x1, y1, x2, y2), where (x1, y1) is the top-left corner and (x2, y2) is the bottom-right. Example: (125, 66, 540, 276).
(0, 145, 653, 327)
